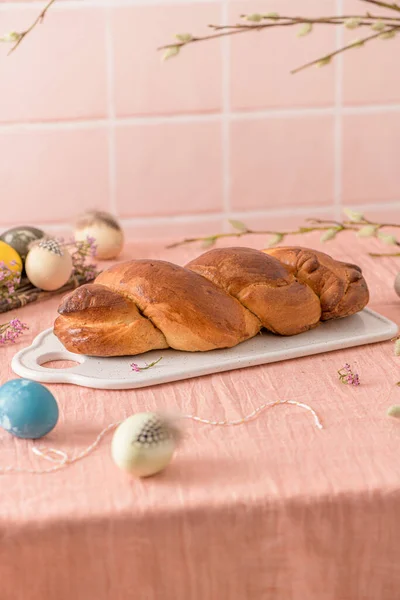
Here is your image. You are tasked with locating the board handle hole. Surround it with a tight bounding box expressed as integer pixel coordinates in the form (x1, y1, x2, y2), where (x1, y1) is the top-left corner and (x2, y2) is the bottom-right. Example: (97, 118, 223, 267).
(37, 351, 84, 370)
(41, 359, 81, 370)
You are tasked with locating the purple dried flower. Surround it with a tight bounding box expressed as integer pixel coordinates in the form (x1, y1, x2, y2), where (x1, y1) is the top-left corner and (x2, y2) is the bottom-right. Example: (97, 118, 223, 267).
(85, 235, 97, 257)
(57, 236, 98, 283)
(0, 318, 29, 345)
(0, 262, 21, 303)
(338, 363, 360, 387)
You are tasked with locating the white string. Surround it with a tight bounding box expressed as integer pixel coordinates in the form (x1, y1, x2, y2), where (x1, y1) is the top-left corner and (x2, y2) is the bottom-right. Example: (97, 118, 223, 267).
(0, 422, 122, 475)
(183, 399, 323, 429)
(0, 399, 322, 475)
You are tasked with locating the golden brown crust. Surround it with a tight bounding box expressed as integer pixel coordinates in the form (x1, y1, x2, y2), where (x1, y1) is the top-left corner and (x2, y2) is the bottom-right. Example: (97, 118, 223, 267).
(54, 284, 168, 356)
(263, 246, 369, 320)
(95, 259, 261, 352)
(186, 247, 321, 335)
(54, 246, 369, 357)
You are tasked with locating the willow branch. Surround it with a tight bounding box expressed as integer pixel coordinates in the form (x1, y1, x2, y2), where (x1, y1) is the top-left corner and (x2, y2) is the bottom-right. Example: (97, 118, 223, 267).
(5, 0, 57, 54)
(158, 15, 400, 52)
(159, 0, 400, 72)
(369, 252, 400, 257)
(166, 225, 357, 249)
(291, 25, 399, 73)
(166, 212, 400, 255)
(209, 18, 390, 33)
(361, 0, 400, 12)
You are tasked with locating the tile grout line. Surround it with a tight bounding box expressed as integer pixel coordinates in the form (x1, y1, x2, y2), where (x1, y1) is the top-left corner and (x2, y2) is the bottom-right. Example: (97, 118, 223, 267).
(334, 0, 344, 220)
(221, 1, 231, 231)
(20, 201, 400, 232)
(1, 104, 400, 133)
(104, 5, 117, 215)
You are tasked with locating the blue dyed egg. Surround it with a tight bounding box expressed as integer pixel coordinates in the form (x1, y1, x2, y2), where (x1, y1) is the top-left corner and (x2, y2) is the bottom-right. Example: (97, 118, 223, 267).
(0, 379, 59, 439)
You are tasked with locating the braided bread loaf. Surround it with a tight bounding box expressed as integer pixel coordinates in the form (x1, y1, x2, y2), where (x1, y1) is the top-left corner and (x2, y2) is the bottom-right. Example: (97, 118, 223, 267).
(54, 246, 369, 357)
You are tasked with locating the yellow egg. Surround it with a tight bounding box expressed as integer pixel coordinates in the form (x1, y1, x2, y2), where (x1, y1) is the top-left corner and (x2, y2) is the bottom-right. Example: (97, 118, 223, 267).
(0, 240, 22, 279)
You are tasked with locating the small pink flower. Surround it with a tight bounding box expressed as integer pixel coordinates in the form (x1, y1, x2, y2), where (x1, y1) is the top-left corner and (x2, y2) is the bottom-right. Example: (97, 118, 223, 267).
(130, 357, 163, 373)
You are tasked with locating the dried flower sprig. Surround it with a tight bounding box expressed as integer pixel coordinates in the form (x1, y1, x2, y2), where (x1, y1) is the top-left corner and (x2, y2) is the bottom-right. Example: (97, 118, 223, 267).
(159, 0, 400, 73)
(69, 236, 98, 283)
(167, 208, 400, 258)
(131, 357, 163, 373)
(0, 236, 98, 308)
(338, 363, 360, 386)
(0, 261, 21, 304)
(56, 236, 98, 283)
(0, 318, 28, 344)
(0, 0, 56, 54)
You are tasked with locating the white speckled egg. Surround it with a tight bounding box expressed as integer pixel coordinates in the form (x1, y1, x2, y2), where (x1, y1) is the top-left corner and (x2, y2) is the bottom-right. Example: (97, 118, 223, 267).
(74, 210, 124, 260)
(111, 412, 178, 477)
(25, 240, 73, 291)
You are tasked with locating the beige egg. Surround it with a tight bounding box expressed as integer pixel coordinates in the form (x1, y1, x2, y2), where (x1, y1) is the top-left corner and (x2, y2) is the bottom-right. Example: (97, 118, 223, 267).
(25, 240, 73, 291)
(111, 412, 177, 477)
(74, 210, 124, 260)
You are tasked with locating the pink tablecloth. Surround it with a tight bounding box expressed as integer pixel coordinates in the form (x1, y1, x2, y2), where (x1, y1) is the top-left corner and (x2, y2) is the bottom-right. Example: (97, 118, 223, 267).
(1, 233, 400, 600)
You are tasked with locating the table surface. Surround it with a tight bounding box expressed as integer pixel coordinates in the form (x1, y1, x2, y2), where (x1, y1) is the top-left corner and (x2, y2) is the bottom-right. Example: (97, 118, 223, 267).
(1, 232, 400, 600)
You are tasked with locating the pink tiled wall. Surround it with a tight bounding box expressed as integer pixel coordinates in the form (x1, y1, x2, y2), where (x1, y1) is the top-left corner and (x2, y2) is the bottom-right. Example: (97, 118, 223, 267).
(0, 0, 399, 239)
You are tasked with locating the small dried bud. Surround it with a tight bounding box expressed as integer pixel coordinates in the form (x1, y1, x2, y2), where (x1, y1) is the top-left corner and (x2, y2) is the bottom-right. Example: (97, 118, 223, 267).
(320, 228, 338, 242)
(0, 31, 21, 43)
(201, 236, 217, 249)
(349, 38, 365, 48)
(228, 219, 247, 232)
(266, 233, 284, 247)
(316, 56, 331, 68)
(162, 45, 180, 61)
(387, 404, 400, 417)
(371, 20, 386, 32)
(395, 339, 400, 357)
(343, 208, 364, 222)
(297, 22, 313, 37)
(345, 18, 362, 29)
(378, 231, 398, 245)
(245, 14, 263, 23)
(380, 29, 397, 40)
(175, 33, 193, 43)
(357, 225, 378, 238)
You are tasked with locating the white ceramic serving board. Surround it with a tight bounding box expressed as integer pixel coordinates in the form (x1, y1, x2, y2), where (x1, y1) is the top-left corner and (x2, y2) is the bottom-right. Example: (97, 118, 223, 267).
(11, 308, 398, 390)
